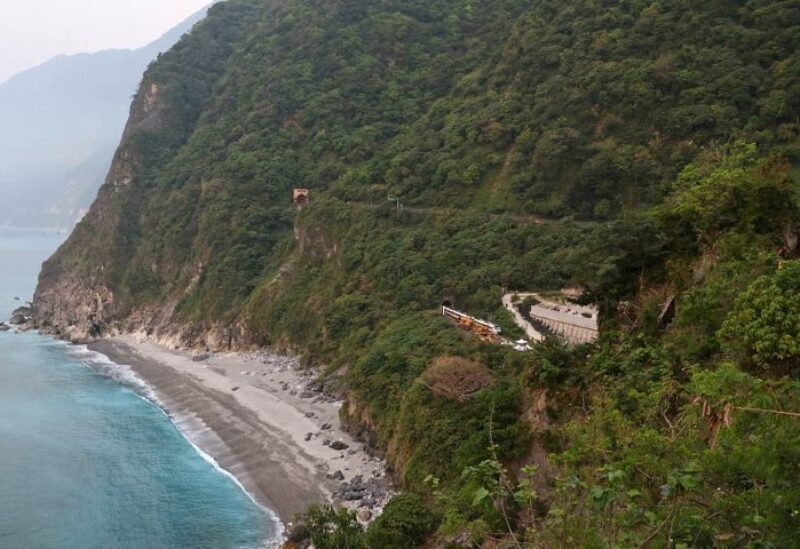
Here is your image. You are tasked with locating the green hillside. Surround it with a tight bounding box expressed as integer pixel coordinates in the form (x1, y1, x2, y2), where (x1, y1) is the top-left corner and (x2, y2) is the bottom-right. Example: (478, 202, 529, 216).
(33, 0, 800, 546)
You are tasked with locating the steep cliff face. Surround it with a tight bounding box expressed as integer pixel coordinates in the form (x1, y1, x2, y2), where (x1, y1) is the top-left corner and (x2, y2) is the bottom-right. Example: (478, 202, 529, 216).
(33, 0, 267, 343)
(33, 67, 185, 341)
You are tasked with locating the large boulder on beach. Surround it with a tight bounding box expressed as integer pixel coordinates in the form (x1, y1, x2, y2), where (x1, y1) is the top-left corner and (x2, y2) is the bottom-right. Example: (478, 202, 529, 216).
(342, 491, 363, 501)
(360, 497, 377, 509)
(330, 440, 349, 451)
(326, 470, 344, 481)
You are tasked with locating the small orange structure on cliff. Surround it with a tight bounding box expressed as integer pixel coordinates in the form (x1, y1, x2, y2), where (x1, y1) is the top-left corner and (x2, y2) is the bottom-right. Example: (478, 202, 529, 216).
(293, 188, 310, 209)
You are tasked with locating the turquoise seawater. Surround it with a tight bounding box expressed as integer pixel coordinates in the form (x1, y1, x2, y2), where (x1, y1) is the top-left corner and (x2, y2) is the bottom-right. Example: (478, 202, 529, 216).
(0, 229, 279, 549)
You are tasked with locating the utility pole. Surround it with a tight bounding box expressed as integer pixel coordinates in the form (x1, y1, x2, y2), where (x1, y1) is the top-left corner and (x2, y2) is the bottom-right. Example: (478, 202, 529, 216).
(388, 194, 402, 216)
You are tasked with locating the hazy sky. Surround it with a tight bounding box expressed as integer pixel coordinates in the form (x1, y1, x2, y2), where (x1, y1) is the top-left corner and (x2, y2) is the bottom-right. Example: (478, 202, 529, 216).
(0, 0, 212, 84)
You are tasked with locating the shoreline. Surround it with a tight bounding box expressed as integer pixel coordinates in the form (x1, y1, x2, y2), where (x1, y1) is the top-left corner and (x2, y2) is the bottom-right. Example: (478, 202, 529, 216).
(136, 389, 285, 539)
(88, 335, 392, 534)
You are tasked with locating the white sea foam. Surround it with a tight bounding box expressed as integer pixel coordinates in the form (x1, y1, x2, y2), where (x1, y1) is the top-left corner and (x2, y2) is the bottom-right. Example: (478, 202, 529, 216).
(65, 344, 160, 404)
(66, 342, 286, 548)
(171, 415, 286, 548)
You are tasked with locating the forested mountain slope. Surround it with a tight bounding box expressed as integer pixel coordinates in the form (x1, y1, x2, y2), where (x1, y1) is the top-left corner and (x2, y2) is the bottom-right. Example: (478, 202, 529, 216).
(32, 0, 800, 545)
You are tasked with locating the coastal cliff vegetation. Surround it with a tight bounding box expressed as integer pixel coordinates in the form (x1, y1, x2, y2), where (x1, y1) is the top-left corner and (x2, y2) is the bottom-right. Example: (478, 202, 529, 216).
(32, 0, 800, 546)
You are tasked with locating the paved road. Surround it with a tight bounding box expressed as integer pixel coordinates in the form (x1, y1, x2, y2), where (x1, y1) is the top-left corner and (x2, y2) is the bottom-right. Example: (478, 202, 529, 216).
(345, 201, 598, 228)
(502, 293, 545, 342)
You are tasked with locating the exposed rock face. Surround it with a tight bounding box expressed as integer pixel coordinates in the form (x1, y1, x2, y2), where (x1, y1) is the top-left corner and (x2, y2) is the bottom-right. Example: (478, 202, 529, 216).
(32, 278, 116, 341)
(32, 270, 252, 349)
(28, 67, 167, 342)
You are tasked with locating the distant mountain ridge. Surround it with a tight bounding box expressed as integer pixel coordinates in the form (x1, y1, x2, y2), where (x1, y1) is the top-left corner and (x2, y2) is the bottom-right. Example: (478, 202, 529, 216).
(0, 5, 210, 230)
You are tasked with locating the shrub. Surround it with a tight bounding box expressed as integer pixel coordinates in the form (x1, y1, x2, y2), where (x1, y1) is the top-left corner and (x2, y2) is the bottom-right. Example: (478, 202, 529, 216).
(719, 261, 800, 371)
(421, 356, 495, 402)
(365, 494, 440, 548)
(303, 505, 366, 549)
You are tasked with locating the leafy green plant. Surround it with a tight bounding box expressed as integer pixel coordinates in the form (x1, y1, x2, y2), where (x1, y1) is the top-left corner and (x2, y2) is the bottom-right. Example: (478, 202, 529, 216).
(303, 505, 366, 549)
(365, 494, 440, 548)
(719, 261, 800, 371)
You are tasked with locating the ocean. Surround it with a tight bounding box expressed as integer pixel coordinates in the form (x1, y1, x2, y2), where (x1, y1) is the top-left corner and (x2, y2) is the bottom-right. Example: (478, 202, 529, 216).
(0, 229, 279, 549)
